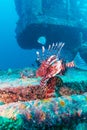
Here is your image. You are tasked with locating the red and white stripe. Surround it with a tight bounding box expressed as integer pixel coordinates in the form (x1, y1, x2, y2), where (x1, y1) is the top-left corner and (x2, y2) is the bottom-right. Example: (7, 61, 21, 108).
(40, 77, 49, 86)
(66, 61, 75, 68)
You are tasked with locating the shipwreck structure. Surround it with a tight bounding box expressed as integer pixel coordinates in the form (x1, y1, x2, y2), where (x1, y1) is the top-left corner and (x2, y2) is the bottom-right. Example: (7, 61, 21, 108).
(14, 0, 87, 49)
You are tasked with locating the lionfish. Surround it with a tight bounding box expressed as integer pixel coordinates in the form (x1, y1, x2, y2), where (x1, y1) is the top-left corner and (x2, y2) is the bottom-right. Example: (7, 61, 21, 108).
(36, 42, 87, 86)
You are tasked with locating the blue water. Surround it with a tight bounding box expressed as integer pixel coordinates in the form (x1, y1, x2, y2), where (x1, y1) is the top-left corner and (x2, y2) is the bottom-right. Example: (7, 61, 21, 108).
(0, 0, 87, 71)
(0, 0, 35, 70)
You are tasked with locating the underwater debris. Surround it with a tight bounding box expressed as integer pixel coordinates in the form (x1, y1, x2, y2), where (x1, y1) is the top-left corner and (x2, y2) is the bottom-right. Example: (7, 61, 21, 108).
(1, 73, 86, 103)
(0, 76, 63, 103)
(0, 93, 87, 129)
(14, 0, 87, 50)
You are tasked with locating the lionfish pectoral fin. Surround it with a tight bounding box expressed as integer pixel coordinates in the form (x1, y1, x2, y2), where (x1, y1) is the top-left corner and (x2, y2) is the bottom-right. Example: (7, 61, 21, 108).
(74, 52, 87, 70)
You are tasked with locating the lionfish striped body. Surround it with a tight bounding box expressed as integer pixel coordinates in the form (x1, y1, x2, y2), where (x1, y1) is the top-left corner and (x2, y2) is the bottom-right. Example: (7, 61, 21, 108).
(36, 42, 65, 86)
(36, 42, 76, 86)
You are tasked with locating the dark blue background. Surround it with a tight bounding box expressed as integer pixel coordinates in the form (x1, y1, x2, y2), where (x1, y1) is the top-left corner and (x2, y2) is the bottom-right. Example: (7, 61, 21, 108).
(0, 0, 36, 70)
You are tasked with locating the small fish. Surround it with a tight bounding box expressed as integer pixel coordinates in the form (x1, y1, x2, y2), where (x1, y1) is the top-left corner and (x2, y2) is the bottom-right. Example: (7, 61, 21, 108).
(37, 36, 46, 45)
(66, 52, 87, 70)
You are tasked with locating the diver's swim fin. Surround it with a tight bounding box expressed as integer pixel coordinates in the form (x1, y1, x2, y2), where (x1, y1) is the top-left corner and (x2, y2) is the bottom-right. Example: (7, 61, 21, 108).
(74, 52, 87, 70)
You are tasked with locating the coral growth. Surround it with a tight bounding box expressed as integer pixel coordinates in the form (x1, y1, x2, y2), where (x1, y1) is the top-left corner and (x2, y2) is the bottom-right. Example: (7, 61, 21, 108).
(59, 86, 83, 96)
(20, 69, 35, 78)
(0, 76, 63, 104)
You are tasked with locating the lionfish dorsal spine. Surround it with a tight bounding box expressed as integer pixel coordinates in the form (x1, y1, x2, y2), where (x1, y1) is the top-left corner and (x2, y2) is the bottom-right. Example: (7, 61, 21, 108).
(41, 46, 45, 61)
(36, 42, 65, 65)
(36, 51, 42, 63)
(56, 42, 65, 58)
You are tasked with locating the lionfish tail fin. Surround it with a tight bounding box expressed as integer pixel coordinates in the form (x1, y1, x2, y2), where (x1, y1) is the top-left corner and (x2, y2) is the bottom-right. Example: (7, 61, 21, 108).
(74, 52, 87, 70)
